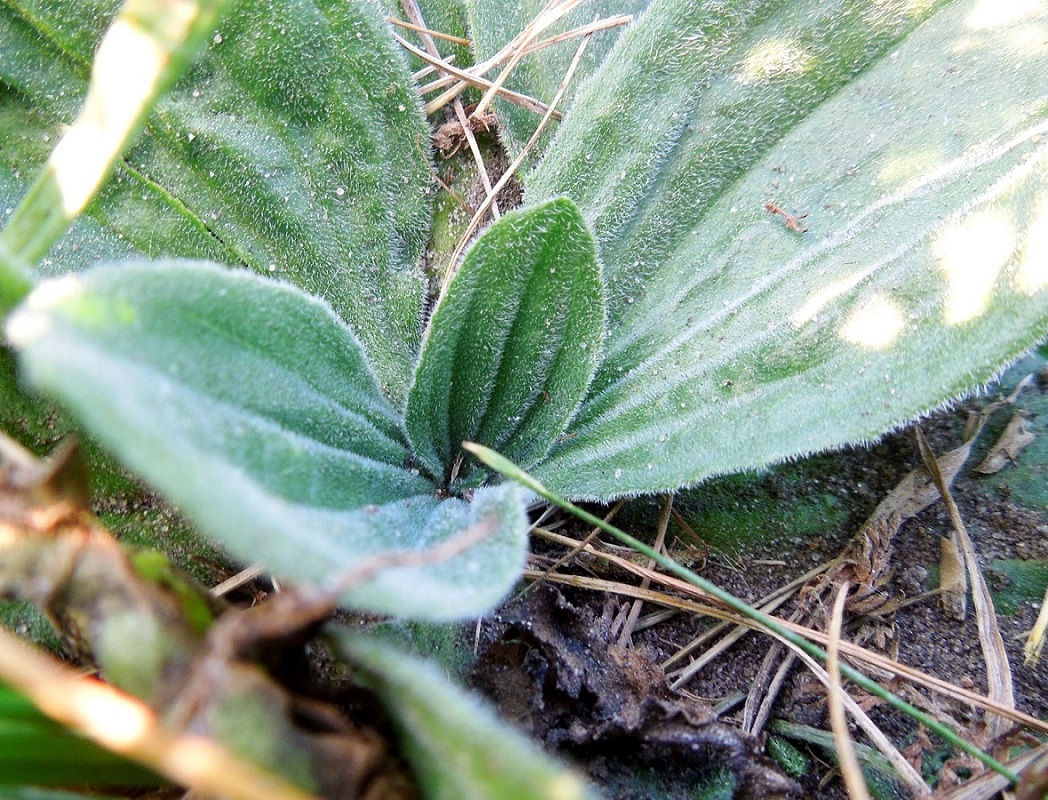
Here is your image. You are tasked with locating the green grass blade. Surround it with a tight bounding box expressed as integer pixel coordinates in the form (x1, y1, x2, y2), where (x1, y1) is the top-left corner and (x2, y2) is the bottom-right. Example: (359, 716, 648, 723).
(0, 0, 234, 276)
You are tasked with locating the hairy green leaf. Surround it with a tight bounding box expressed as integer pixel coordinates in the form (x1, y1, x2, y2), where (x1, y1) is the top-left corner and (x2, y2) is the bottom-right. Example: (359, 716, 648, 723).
(4, 261, 526, 618)
(7, 260, 417, 494)
(527, 0, 1048, 499)
(335, 634, 596, 800)
(0, 0, 432, 401)
(406, 198, 604, 485)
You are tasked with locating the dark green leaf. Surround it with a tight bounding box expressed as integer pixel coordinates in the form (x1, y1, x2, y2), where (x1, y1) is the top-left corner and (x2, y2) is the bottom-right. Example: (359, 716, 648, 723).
(406, 198, 603, 485)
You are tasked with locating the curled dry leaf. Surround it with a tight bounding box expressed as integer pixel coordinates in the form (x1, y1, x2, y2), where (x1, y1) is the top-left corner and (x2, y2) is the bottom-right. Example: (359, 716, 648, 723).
(939, 533, 969, 621)
(974, 412, 1037, 474)
(470, 587, 799, 800)
(816, 437, 973, 616)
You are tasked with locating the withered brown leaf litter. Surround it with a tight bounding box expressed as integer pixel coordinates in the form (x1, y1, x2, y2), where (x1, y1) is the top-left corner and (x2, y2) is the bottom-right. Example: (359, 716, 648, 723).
(472, 587, 800, 799)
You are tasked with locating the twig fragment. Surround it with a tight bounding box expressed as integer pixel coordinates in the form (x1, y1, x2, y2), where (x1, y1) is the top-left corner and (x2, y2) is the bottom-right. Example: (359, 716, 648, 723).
(440, 25, 593, 296)
(0, 627, 322, 800)
(615, 494, 672, 647)
(387, 16, 470, 45)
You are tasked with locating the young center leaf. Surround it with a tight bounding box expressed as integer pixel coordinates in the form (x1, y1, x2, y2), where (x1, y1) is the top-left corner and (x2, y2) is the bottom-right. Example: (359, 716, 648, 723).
(4, 260, 526, 618)
(526, 0, 1048, 499)
(405, 197, 604, 486)
(335, 633, 596, 800)
(0, 0, 432, 402)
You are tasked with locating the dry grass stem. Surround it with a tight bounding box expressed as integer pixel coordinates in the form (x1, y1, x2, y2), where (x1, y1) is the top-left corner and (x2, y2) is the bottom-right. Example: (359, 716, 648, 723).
(663, 560, 830, 674)
(439, 28, 593, 297)
(522, 15, 632, 55)
(394, 34, 557, 118)
(937, 742, 1048, 800)
(325, 514, 496, 596)
(387, 16, 470, 45)
(210, 563, 263, 597)
(471, 0, 585, 117)
(828, 582, 874, 800)
(412, 52, 455, 82)
(939, 529, 968, 619)
(916, 429, 1016, 742)
(521, 568, 1048, 735)
(454, 99, 501, 217)
(789, 638, 931, 796)
(615, 494, 673, 647)
(1024, 585, 1048, 666)
(530, 500, 623, 589)
(744, 647, 795, 735)
(414, 1, 628, 116)
(0, 627, 322, 800)
(398, 0, 501, 218)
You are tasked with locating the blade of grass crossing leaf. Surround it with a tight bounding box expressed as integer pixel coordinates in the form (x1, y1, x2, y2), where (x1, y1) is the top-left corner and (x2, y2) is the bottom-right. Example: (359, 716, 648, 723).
(0, 0, 233, 283)
(464, 442, 1020, 785)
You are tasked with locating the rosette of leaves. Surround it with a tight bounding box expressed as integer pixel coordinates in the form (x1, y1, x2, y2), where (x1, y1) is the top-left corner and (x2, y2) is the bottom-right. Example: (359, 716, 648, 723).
(0, 1, 1046, 798)
(0, 0, 606, 620)
(1, 0, 1047, 619)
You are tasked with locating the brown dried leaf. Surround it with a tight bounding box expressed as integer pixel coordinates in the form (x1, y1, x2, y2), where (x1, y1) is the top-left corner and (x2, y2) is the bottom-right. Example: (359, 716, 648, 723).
(939, 533, 968, 621)
(831, 438, 973, 610)
(974, 412, 1036, 474)
(472, 587, 799, 799)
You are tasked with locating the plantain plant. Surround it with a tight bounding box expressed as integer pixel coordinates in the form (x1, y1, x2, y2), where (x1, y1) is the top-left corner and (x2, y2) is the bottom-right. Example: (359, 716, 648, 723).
(0, 0, 1045, 795)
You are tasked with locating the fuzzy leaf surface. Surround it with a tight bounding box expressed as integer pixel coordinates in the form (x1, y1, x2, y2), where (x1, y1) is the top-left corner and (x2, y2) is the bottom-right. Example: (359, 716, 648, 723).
(527, 0, 1048, 499)
(0, 0, 431, 401)
(406, 198, 603, 485)
(5, 260, 526, 618)
(335, 634, 596, 800)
